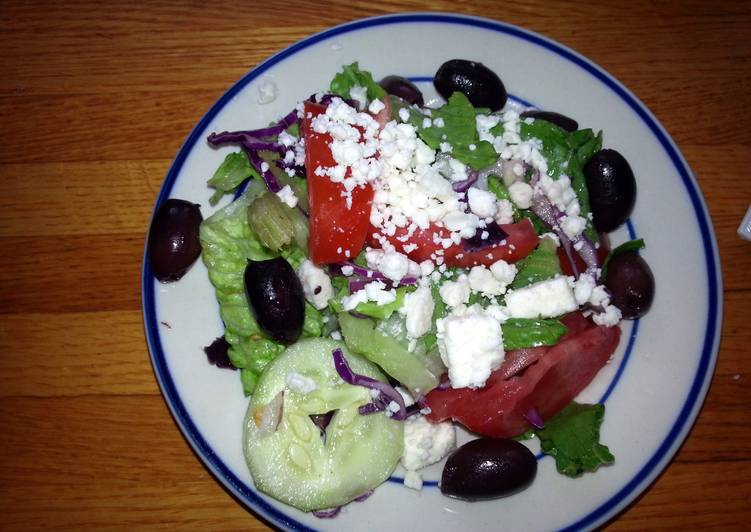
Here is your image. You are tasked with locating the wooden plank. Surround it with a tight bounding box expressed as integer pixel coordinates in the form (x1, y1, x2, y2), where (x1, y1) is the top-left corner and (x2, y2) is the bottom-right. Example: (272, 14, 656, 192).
(0, 311, 160, 397)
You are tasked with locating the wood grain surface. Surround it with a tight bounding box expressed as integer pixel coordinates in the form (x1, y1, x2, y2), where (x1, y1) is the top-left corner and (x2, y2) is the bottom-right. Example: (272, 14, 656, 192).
(1, 1, 749, 530)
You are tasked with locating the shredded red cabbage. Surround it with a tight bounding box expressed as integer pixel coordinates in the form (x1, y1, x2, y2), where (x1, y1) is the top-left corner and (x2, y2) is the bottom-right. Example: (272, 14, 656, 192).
(451, 170, 479, 193)
(332, 348, 408, 420)
(353, 490, 374, 502)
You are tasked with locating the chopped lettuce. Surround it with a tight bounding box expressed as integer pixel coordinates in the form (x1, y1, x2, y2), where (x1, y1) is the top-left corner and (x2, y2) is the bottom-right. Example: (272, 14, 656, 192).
(409, 92, 498, 170)
(520, 119, 602, 242)
(199, 186, 321, 394)
(329, 62, 387, 104)
(502, 318, 568, 350)
(207, 151, 257, 205)
(510, 236, 561, 289)
(535, 402, 615, 476)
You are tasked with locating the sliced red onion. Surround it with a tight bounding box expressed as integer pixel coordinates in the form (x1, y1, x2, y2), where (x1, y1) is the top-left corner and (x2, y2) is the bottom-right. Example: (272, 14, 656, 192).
(313, 507, 342, 519)
(332, 348, 407, 421)
(523, 407, 545, 429)
(497, 347, 546, 380)
(348, 277, 370, 294)
(310, 411, 334, 432)
(462, 221, 508, 252)
(254, 390, 284, 438)
(451, 170, 478, 193)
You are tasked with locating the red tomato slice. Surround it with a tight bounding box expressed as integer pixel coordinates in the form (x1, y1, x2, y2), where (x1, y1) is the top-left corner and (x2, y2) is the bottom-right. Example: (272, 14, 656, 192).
(425, 313, 621, 438)
(303, 101, 374, 264)
(370, 219, 539, 267)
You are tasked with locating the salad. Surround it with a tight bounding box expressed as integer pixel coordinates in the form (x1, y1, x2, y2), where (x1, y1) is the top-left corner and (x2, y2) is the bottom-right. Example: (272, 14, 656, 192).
(148, 60, 655, 516)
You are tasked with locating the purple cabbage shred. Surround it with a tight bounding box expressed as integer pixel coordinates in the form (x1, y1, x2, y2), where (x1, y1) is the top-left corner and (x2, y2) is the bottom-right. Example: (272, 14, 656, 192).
(332, 348, 408, 420)
(462, 222, 508, 252)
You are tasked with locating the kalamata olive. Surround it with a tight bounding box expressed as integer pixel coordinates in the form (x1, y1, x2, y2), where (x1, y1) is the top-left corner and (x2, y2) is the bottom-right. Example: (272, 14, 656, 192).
(147, 198, 203, 282)
(244, 257, 304, 344)
(583, 149, 637, 232)
(434, 59, 507, 111)
(604, 251, 655, 319)
(379, 75, 424, 107)
(441, 438, 537, 501)
(519, 110, 578, 133)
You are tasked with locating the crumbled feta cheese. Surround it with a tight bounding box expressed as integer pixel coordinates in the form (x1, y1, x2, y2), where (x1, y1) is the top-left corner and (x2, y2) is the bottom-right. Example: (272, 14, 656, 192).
(467, 187, 498, 218)
(572, 273, 596, 305)
(257, 77, 278, 104)
(285, 372, 317, 394)
(593, 304, 622, 326)
(398, 107, 411, 122)
(378, 251, 410, 282)
(298, 260, 333, 310)
(439, 274, 471, 308)
(505, 276, 578, 319)
(400, 285, 435, 338)
(508, 181, 534, 209)
(330, 330, 342, 341)
(341, 281, 397, 310)
(349, 85, 367, 109)
(341, 265, 354, 276)
(403, 470, 423, 491)
(401, 415, 456, 473)
(437, 306, 505, 388)
(368, 98, 386, 114)
(275, 184, 298, 208)
(561, 214, 587, 238)
(468, 265, 505, 296)
(495, 199, 515, 225)
(489, 259, 518, 287)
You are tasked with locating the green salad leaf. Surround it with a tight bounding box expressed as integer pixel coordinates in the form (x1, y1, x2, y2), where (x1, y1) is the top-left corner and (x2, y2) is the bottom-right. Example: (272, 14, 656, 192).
(199, 185, 321, 395)
(207, 151, 257, 205)
(520, 119, 602, 242)
(410, 92, 498, 170)
(501, 318, 568, 350)
(536, 402, 615, 476)
(329, 62, 387, 103)
(510, 236, 562, 289)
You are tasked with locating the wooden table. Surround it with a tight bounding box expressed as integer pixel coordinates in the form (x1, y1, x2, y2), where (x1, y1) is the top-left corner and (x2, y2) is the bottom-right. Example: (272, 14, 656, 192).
(1, 1, 749, 529)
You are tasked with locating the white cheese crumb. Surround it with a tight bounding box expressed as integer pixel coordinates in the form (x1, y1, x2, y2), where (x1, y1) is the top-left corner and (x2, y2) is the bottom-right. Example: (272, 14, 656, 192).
(437, 306, 505, 388)
(257, 77, 278, 104)
(505, 276, 578, 319)
(368, 98, 386, 114)
(401, 415, 456, 474)
(297, 260, 333, 310)
(467, 187, 498, 218)
(349, 85, 367, 109)
(508, 181, 534, 209)
(439, 274, 471, 308)
(400, 285, 435, 339)
(403, 470, 423, 491)
(275, 184, 298, 208)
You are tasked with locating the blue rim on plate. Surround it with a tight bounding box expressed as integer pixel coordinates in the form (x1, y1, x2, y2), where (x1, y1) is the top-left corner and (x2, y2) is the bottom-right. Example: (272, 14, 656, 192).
(142, 12, 722, 531)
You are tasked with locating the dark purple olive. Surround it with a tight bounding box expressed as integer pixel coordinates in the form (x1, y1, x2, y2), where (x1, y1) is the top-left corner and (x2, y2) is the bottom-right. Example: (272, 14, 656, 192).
(434, 59, 507, 111)
(441, 438, 536, 501)
(604, 251, 655, 319)
(244, 257, 304, 344)
(583, 149, 637, 232)
(520, 110, 578, 133)
(379, 75, 424, 107)
(147, 198, 203, 282)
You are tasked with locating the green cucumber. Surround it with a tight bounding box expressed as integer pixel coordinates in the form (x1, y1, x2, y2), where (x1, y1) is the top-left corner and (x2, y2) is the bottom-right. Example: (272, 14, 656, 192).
(243, 338, 403, 512)
(338, 312, 439, 395)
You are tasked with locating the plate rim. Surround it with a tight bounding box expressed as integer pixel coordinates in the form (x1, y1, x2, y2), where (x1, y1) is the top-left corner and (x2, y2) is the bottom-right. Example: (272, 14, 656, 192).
(141, 12, 723, 531)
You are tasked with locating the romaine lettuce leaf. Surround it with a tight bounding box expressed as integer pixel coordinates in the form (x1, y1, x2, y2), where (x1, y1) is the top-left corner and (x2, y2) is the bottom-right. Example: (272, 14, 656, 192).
(199, 188, 320, 394)
(329, 62, 386, 103)
(502, 318, 567, 350)
(207, 151, 257, 205)
(535, 402, 615, 476)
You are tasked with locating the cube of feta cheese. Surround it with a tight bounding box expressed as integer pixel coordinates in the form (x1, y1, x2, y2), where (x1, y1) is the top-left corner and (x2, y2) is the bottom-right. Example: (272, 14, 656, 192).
(437, 307, 505, 389)
(400, 285, 435, 339)
(505, 276, 577, 319)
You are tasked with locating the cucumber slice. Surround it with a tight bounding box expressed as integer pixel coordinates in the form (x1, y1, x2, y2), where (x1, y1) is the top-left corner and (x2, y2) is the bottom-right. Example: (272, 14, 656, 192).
(243, 338, 403, 512)
(339, 312, 439, 395)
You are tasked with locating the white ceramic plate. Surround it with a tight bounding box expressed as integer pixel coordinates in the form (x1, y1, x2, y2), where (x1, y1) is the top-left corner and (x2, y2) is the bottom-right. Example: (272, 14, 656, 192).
(142, 13, 722, 531)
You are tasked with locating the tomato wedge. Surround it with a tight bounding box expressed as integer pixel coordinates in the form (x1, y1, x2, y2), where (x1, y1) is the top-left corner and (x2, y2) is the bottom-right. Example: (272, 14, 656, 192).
(303, 101, 374, 264)
(425, 313, 621, 438)
(370, 218, 539, 267)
